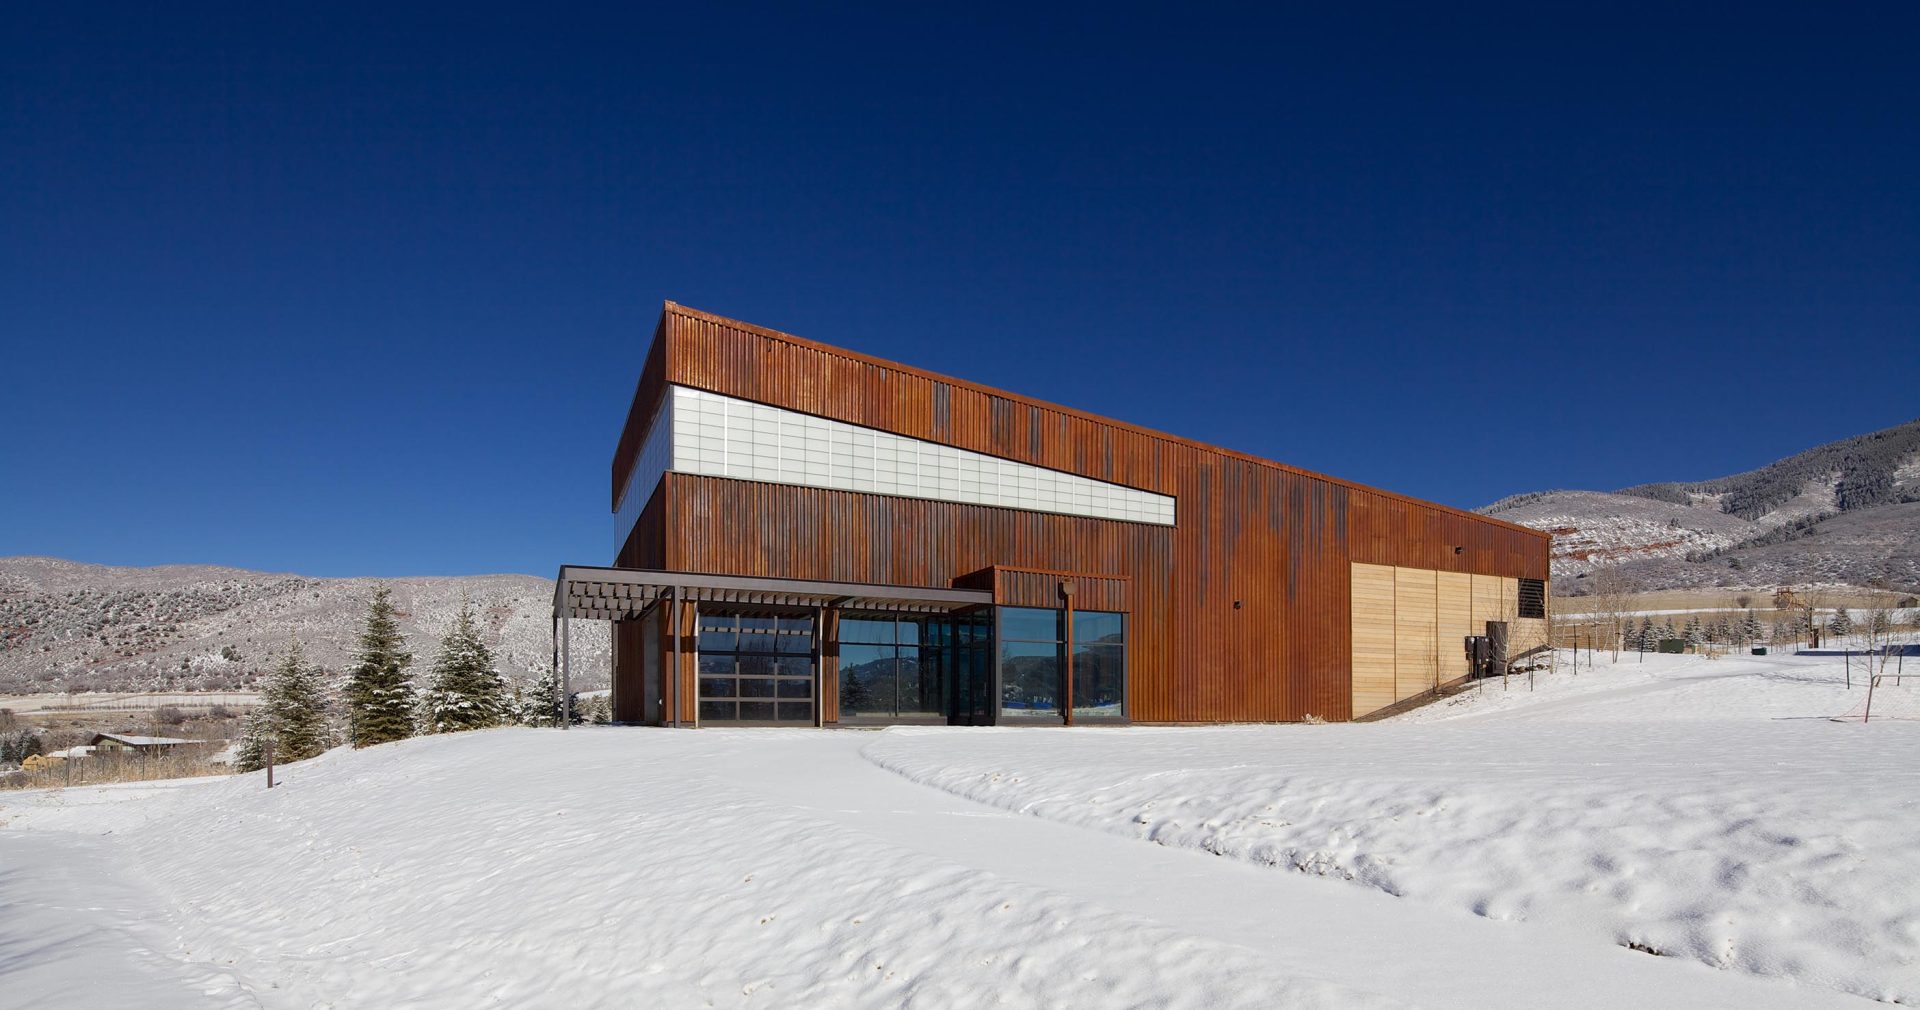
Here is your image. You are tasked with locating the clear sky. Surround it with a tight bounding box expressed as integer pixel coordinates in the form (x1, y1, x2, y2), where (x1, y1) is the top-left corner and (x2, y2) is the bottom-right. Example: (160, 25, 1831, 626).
(3, 4, 1915, 578)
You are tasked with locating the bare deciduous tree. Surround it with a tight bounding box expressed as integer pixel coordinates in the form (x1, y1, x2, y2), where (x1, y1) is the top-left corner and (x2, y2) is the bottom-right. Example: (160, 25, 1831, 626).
(1583, 565, 1638, 662)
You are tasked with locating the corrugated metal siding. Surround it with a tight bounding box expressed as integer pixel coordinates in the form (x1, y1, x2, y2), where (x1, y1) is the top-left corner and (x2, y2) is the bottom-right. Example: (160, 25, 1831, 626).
(991, 567, 1131, 612)
(663, 473, 1176, 714)
(609, 302, 1549, 723)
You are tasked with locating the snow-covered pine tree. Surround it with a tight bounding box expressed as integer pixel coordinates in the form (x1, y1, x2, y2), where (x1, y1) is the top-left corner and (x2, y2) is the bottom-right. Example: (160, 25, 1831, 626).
(1741, 610, 1764, 644)
(234, 708, 272, 773)
(345, 585, 415, 748)
(419, 594, 510, 734)
(1659, 619, 1678, 643)
(520, 664, 563, 727)
(1827, 608, 1854, 639)
(1683, 616, 1704, 649)
(1638, 616, 1655, 651)
(264, 637, 334, 763)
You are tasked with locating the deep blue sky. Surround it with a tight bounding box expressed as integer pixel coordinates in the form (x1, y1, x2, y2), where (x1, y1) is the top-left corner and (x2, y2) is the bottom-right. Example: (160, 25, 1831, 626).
(3, 4, 1916, 577)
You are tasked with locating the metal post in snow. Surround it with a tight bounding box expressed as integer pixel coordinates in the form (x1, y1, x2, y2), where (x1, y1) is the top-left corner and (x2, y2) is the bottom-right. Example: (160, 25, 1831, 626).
(265, 741, 275, 789)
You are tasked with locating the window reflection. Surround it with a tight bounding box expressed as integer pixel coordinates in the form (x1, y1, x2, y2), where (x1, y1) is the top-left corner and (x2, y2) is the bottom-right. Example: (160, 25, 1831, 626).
(998, 607, 1127, 721)
(836, 613, 983, 721)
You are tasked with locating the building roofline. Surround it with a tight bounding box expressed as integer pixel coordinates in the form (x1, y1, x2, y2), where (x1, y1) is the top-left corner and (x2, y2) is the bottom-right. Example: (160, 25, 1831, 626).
(660, 300, 1549, 541)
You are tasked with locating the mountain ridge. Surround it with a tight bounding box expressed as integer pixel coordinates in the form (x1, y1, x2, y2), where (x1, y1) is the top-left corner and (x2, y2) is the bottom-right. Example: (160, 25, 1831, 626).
(0, 556, 609, 695)
(1479, 418, 1920, 593)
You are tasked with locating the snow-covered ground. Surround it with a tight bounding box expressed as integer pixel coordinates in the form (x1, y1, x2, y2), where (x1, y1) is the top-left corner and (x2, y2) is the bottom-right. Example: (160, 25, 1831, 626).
(2, 650, 1912, 1007)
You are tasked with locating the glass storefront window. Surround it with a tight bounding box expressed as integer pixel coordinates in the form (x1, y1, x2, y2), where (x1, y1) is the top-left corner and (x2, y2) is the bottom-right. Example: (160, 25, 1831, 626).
(999, 639, 1060, 716)
(838, 642, 896, 718)
(1073, 611, 1126, 719)
(836, 613, 977, 721)
(1000, 607, 1062, 643)
(997, 606, 1126, 721)
(999, 607, 1062, 719)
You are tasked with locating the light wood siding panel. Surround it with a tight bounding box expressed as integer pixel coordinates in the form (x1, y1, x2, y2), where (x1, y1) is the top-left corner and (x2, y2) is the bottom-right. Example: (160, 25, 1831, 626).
(1394, 567, 1438, 701)
(1350, 563, 1398, 718)
(608, 302, 1553, 722)
(1512, 617, 1549, 654)
(1436, 571, 1473, 684)
(1470, 574, 1509, 631)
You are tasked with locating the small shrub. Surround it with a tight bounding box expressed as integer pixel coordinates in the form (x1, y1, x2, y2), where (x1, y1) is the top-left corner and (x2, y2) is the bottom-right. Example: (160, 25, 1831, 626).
(154, 704, 189, 726)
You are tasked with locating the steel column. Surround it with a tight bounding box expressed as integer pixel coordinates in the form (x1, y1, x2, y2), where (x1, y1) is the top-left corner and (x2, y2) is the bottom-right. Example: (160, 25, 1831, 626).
(561, 596, 573, 728)
(668, 585, 680, 727)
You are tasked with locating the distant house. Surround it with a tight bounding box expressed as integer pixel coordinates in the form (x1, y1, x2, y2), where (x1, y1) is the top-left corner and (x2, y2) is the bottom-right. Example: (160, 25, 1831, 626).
(90, 733, 192, 755)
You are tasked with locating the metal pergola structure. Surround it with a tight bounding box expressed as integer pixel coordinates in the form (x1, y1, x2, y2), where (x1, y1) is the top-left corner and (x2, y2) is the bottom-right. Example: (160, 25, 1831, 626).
(550, 565, 994, 727)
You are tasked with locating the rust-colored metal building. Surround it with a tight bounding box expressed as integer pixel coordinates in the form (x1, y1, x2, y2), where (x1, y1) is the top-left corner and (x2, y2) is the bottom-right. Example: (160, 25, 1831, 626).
(555, 302, 1550, 727)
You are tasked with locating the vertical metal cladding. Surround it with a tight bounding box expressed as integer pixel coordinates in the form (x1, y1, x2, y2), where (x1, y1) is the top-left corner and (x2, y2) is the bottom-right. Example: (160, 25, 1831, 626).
(613, 302, 1550, 723)
(991, 567, 1131, 611)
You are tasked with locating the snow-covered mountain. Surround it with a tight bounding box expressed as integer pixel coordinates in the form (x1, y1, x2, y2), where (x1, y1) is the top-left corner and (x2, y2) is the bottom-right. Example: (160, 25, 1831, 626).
(1480, 418, 1920, 592)
(0, 557, 608, 695)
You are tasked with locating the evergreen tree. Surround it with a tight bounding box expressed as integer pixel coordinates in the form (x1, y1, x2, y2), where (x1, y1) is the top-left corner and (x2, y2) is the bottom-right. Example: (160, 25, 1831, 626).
(234, 709, 271, 773)
(520, 664, 564, 727)
(345, 585, 415, 747)
(1683, 616, 1704, 649)
(419, 595, 510, 734)
(1659, 619, 1678, 643)
(1637, 616, 1655, 651)
(263, 638, 334, 763)
(1827, 608, 1854, 639)
(1741, 610, 1765, 644)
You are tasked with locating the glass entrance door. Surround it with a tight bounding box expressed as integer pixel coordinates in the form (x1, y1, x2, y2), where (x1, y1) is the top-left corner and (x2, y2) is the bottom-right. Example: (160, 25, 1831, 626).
(947, 614, 993, 725)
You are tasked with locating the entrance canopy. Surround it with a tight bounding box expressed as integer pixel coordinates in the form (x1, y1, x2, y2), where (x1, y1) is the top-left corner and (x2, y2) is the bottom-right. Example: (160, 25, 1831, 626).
(553, 566, 992, 621)
(549, 565, 993, 725)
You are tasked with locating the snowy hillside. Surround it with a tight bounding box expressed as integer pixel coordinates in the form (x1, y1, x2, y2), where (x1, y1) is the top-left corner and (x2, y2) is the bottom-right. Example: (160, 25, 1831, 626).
(1481, 418, 1920, 591)
(1, 650, 1910, 1008)
(0, 557, 608, 694)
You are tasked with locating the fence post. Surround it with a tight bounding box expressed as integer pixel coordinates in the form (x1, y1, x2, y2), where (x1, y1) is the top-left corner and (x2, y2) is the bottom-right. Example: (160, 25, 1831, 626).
(265, 741, 275, 789)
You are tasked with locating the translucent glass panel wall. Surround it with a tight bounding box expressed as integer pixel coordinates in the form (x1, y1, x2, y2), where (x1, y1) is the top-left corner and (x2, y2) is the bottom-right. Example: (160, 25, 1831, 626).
(668, 386, 1175, 525)
(614, 397, 674, 554)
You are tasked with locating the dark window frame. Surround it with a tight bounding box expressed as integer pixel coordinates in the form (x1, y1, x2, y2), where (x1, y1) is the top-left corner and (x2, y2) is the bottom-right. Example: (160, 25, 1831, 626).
(995, 606, 1130, 724)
